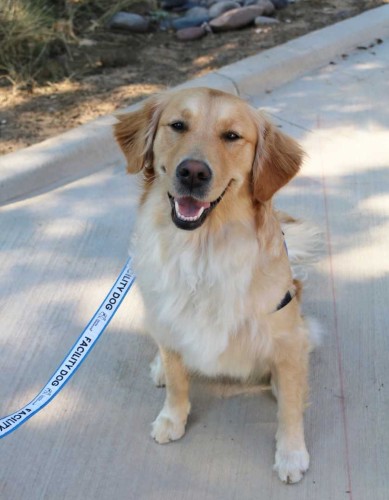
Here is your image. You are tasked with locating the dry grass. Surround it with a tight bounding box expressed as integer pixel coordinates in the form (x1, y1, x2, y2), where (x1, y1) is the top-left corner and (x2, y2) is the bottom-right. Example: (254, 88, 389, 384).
(0, 0, 59, 84)
(0, 0, 141, 86)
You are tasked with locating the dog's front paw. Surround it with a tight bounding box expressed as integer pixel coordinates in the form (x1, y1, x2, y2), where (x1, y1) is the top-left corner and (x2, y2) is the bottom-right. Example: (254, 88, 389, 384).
(274, 448, 310, 484)
(151, 404, 190, 444)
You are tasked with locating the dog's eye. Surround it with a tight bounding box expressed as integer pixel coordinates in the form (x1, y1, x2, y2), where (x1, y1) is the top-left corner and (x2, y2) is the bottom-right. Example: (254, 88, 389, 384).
(170, 121, 186, 132)
(222, 131, 241, 142)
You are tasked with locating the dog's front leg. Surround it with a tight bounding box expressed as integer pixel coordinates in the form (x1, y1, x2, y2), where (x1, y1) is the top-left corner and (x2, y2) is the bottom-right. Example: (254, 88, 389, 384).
(151, 346, 191, 444)
(272, 343, 310, 484)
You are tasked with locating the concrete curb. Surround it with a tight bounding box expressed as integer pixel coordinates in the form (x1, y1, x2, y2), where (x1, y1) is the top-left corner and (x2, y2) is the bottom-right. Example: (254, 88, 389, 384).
(216, 4, 389, 97)
(1, 5, 388, 206)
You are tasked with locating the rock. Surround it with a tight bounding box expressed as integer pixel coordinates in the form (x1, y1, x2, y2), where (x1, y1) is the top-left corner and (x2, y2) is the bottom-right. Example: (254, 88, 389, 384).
(185, 6, 209, 17)
(173, 1, 200, 12)
(243, 0, 275, 15)
(172, 15, 210, 30)
(254, 15, 279, 24)
(270, 0, 288, 8)
(209, 1, 240, 19)
(210, 5, 264, 31)
(176, 25, 207, 40)
(161, 0, 187, 9)
(107, 12, 149, 33)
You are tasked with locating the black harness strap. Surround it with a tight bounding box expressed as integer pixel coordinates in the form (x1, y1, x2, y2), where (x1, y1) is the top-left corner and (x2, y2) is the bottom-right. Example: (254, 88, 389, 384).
(275, 290, 294, 312)
(273, 232, 295, 312)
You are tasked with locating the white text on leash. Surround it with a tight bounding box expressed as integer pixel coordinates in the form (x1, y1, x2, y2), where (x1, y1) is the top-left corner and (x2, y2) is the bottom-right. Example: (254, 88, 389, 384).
(0, 258, 135, 439)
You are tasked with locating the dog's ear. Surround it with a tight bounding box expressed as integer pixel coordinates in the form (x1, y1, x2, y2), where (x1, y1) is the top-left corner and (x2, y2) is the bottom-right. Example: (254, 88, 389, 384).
(114, 95, 165, 174)
(252, 114, 304, 202)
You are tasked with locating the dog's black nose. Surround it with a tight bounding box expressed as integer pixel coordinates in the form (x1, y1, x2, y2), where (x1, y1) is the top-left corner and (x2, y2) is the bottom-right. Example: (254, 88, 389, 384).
(176, 160, 212, 191)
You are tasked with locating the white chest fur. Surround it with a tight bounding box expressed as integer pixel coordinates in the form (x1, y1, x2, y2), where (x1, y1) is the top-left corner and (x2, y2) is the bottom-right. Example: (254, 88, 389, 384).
(132, 192, 287, 380)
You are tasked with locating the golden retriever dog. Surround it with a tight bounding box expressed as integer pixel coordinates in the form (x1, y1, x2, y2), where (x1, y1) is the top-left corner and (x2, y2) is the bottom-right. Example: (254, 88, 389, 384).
(115, 87, 317, 484)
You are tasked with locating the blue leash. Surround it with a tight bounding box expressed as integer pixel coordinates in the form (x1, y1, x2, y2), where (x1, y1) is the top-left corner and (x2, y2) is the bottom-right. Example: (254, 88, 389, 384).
(0, 258, 135, 439)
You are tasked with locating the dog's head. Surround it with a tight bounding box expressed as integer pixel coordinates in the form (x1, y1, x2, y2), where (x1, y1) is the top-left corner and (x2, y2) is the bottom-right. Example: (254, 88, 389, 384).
(115, 87, 303, 231)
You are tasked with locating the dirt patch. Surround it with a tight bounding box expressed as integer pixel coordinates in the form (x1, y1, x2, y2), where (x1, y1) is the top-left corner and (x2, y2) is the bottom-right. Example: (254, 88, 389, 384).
(0, 0, 384, 155)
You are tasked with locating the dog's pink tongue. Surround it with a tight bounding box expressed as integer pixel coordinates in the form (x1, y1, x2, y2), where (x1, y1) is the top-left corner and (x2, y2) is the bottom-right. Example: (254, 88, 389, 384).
(176, 197, 210, 217)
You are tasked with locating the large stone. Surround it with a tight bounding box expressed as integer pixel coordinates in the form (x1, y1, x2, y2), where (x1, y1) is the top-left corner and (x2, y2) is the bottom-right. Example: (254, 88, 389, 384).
(254, 15, 280, 24)
(185, 6, 209, 17)
(243, 0, 275, 15)
(175, 1, 200, 12)
(176, 25, 207, 40)
(210, 6, 264, 31)
(209, 1, 241, 19)
(261, 0, 276, 14)
(107, 12, 149, 33)
(172, 15, 210, 30)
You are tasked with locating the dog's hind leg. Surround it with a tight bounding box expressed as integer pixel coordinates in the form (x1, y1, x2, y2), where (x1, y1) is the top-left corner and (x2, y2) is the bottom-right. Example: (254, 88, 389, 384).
(151, 346, 191, 444)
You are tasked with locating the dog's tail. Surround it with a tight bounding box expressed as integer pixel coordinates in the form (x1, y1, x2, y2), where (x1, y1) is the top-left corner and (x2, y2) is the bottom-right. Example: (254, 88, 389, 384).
(277, 210, 323, 284)
(278, 211, 323, 266)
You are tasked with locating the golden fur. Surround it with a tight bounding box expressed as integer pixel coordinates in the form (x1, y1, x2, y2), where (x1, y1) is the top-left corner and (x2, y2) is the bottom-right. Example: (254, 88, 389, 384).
(115, 87, 314, 484)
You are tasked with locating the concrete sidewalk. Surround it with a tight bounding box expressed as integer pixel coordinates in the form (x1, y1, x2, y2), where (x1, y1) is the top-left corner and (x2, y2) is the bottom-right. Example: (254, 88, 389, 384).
(1, 10, 389, 500)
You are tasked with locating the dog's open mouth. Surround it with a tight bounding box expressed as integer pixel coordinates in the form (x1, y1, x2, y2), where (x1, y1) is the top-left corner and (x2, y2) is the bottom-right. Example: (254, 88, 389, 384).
(168, 185, 230, 230)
